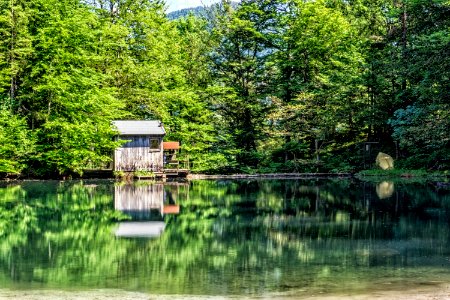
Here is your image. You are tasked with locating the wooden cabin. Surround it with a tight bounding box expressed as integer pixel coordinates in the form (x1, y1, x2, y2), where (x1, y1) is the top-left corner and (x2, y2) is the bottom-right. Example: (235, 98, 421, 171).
(112, 120, 165, 172)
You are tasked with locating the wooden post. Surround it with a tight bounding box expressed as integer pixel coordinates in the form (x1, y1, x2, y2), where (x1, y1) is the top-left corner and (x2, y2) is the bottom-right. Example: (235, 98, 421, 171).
(315, 139, 319, 162)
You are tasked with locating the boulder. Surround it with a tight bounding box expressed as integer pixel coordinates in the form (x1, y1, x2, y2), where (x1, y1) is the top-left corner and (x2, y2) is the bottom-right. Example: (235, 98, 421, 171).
(376, 152, 394, 170)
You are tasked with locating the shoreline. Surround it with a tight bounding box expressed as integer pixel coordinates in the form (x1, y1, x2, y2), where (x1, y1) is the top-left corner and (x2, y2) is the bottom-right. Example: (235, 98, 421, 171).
(1, 284, 450, 299)
(1, 170, 449, 182)
(187, 173, 353, 180)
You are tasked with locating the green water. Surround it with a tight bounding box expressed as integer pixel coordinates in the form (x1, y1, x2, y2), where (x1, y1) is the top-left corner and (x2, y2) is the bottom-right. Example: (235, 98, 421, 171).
(0, 179, 450, 297)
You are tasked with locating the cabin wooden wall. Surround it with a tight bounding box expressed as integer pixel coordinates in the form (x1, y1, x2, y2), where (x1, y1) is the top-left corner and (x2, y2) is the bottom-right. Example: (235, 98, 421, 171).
(114, 135, 163, 171)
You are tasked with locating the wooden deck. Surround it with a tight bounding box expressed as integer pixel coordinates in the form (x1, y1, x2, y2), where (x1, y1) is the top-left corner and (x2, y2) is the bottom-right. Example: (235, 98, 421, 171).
(129, 169, 190, 179)
(163, 168, 190, 177)
(82, 168, 190, 179)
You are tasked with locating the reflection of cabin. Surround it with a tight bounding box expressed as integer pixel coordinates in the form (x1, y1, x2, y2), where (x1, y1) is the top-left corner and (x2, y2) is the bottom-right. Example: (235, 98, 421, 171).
(114, 183, 180, 238)
(114, 183, 180, 219)
(112, 120, 165, 172)
(115, 222, 165, 238)
(115, 184, 165, 220)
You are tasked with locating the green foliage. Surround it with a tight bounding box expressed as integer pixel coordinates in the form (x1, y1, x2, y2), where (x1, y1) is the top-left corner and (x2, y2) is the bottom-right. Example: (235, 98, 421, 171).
(35, 120, 121, 176)
(0, 0, 33, 104)
(133, 170, 155, 178)
(0, 0, 211, 177)
(0, 0, 448, 176)
(389, 105, 450, 151)
(113, 170, 125, 180)
(209, 0, 275, 166)
(0, 108, 34, 174)
(270, 141, 310, 163)
(270, 0, 364, 133)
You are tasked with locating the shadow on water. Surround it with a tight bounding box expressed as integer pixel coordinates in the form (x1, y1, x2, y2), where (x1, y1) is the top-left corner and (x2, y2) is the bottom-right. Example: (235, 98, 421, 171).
(0, 179, 449, 296)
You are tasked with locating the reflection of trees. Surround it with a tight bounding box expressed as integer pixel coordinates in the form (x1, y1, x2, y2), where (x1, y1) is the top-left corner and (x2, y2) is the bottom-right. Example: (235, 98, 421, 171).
(0, 180, 449, 294)
(0, 181, 130, 286)
(167, 180, 450, 293)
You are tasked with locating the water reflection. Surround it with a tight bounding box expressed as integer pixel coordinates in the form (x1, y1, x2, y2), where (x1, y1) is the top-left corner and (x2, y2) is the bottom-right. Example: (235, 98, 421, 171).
(115, 221, 165, 238)
(114, 182, 181, 237)
(0, 179, 449, 296)
(376, 181, 395, 199)
(115, 183, 165, 220)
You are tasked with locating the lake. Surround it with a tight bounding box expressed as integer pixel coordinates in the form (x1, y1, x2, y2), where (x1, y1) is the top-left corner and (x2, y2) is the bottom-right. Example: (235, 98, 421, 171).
(0, 178, 449, 299)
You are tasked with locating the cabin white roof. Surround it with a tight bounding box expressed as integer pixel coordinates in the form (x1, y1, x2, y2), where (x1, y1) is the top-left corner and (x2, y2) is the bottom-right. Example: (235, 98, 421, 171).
(112, 120, 166, 136)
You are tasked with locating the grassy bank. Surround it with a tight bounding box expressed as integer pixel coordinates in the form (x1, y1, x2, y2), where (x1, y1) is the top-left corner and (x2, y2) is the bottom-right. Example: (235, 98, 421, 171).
(356, 169, 449, 181)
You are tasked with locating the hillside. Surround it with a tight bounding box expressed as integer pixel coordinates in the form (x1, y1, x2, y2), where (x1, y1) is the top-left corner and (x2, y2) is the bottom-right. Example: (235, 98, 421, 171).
(167, 2, 239, 20)
(167, 6, 208, 20)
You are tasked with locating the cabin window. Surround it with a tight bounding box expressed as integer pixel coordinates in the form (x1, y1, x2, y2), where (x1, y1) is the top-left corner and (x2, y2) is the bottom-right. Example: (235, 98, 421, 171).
(150, 138, 160, 150)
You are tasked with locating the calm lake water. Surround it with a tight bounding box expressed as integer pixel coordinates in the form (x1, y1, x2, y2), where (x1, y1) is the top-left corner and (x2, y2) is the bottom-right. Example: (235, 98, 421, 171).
(0, 178, 450, 298)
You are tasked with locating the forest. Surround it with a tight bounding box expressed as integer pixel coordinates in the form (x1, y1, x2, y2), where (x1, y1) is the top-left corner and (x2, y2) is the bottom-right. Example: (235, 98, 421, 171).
(0, 0, 448, 177)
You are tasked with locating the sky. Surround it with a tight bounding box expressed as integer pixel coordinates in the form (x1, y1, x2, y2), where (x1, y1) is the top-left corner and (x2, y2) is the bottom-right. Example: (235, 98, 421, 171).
(165, 0, 222, 12)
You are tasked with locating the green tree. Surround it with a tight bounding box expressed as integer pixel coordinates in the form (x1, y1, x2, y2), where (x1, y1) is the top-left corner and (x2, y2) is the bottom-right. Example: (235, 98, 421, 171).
(0, 0, 33, 109)
(388, 0, 450, 168)
(267, 0, 364, 170)
(18, 0, 124, 176)
(162, 15, 226, 173)
(210, 0, 276, 168)
(94, 2, 221, 173)
(0, 108, 34, 174)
